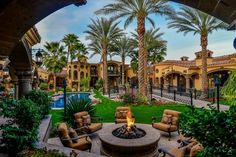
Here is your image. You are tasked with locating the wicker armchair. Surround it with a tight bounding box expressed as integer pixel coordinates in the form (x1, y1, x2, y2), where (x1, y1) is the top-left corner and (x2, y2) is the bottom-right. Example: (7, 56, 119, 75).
(158, 135, 203, 157)
(74, 111, 102, 134)
(152, 109, 181, 140)
(115, 106, 135, 124)
(57, 123, 92, 151)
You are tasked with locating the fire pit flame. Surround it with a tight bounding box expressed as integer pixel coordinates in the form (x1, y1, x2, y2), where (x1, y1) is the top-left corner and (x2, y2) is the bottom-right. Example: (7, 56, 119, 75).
(126, 111, 135, 131)
(112, 111, 146, 139)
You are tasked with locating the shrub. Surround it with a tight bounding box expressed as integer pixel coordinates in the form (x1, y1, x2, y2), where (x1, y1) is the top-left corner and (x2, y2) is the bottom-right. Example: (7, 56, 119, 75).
(95, 79, 103, 90)
(80, 77, 91, 92)
(180, 105, 236, 157)
(135, 93, 148, 105)
(122, 93, 134, 104)
(39, 83, 48, 90)
(19, 148, 68, 157)
(25, 90, 51, 118)
(66, 86, 72, 92)
(0, 98, 41, 156)
(64, 96, 94, 127)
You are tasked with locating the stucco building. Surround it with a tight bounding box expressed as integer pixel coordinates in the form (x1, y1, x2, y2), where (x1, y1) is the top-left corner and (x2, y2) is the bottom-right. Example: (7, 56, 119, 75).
(44, 50, 236, 92)
(152, 50, 236, 91)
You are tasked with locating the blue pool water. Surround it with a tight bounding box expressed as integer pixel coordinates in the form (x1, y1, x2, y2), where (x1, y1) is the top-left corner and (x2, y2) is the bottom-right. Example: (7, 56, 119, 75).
(51, 92, 91, 108)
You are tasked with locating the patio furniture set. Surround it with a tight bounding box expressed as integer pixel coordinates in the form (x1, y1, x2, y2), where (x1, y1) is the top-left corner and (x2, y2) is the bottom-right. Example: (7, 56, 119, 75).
(57, 107, 202, 157)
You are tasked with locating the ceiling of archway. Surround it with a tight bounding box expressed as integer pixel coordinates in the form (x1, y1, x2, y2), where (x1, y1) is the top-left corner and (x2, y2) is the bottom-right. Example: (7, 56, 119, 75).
(0, 0, 236, 58)
(0, 0, 86, 57)
(171, 0, 236, 29)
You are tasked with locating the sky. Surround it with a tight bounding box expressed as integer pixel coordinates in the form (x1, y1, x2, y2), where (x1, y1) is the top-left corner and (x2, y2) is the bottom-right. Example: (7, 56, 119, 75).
(33, 0, 236, 64)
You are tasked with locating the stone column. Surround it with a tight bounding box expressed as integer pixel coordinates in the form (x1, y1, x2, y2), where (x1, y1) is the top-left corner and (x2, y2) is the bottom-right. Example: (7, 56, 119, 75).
(13, 80, 19, 100)
(16, 70, 33, 98)
(186, 75, 191, 91)
(164, 77, 169, 89)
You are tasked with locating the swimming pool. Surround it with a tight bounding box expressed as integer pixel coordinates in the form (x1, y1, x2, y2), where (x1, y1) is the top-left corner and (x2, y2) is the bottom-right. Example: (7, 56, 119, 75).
(51, 92, 91, 108)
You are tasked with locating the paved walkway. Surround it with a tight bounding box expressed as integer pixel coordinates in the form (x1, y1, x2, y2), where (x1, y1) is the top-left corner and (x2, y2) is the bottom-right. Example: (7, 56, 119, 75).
(152, 89, 230, 111)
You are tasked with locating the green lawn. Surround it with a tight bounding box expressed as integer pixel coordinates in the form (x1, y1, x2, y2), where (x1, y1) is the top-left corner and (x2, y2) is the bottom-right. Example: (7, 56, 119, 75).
(50, 90, 191, 126)
(219, 99, 231, 106)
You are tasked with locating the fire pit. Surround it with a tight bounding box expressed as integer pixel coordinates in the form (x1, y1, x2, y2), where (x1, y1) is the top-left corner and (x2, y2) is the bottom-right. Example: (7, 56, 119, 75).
(99, 112, 160, 157)
(112, 111, 146, 139)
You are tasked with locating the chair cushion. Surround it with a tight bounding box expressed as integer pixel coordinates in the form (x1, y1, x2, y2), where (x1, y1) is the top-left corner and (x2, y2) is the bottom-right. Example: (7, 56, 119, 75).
(88, 123, 102, 133)
(164, 110, 181, 118)
(82, 115, 91, 125)
(119, 111, 128, 118)
(161, 114, 172, 124)
(58, 123, 69, 138)
(190, 144, 203, 157)
(71, 136, 91, 151)
(69, 128, 79, 143)
(171, 117, 178, 125)
(116, 118, 127, 123)
(153, 122, 177, 132)
(74, 111, 88, 119)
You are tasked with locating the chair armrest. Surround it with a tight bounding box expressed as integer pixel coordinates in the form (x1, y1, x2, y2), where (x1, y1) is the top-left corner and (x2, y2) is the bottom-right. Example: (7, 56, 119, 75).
(71, 134, 89, 141)
(158, 147, 176, 157)
(61, 134, 89, 141)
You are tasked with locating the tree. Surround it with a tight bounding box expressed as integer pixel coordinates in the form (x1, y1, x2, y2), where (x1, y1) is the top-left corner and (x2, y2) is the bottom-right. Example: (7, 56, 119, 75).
(62, 34, 79, 63)
(167, 7, 227, 97)
(63, 34, 87, 91)
(131, 28, 167, 65)
(96, 0, 173, 96)
(110, 36, 135, 86)
(85, 18, 124, 94)
(43, 42, 67, 91)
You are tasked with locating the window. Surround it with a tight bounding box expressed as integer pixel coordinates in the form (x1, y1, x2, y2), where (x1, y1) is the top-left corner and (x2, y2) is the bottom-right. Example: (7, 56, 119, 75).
(73, 71, 78, 80)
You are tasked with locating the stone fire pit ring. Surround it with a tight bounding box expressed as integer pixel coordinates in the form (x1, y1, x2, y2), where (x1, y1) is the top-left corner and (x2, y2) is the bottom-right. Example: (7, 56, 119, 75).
(99, 124, 160, 157)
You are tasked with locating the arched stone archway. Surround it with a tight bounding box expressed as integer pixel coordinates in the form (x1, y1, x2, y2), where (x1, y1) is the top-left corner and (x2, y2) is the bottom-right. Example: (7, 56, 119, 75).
(208, 68, 233, 88)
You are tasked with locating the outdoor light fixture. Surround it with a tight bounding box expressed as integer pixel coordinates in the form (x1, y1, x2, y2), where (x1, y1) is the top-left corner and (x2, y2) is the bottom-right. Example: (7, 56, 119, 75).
(32, 49, 44, 66)
(35, 50, 43, 66)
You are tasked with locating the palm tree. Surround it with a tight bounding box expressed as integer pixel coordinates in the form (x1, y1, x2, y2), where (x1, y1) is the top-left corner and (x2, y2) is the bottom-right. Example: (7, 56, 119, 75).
(110, 36, 135, 86)
(85, 18, 124, 94)
(62, 34, 79, 63)
(167, 7, 227, 97)
(131, 27, 166, 76)
(131, 28, 167, 65)
(96, 0, 173, 96)
(43, 42, 67, 91)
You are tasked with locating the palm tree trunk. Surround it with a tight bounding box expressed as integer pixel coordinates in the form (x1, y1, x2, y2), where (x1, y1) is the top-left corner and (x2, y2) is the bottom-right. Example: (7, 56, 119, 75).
(53, 73, 56, 92)
(144, 49, 148, 95)
(122, 56, 125, 86)
(201, 34, 208, 98)
(137, 15, 147, 96)
(103, 47, 108, 94)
